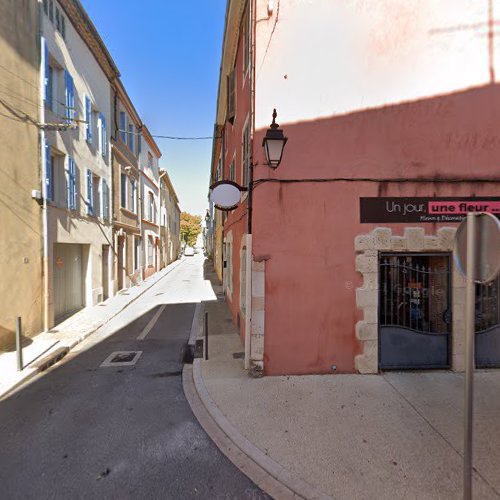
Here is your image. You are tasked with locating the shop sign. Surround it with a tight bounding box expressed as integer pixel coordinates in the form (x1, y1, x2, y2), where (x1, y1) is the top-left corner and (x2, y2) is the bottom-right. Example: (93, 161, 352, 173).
(360, 197, 500, 223)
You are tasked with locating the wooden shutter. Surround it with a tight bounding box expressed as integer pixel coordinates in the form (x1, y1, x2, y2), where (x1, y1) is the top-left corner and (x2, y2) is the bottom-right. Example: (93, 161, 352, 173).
(227, 69, 236, 124)
(42, 38, 49, 103)
(64, 71, 74, 122)
(86, 169, 93, 215)
(85, 96, 92, 143)
(100, 113, 106, 158)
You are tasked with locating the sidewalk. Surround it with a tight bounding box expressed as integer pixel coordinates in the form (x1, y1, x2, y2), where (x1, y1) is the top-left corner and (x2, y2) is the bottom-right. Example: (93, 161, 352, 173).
(189, 289, 500, 499)
(0, 258, 184, 399)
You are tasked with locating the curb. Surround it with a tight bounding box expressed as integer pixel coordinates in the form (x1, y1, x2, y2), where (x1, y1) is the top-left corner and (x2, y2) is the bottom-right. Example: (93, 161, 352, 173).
(0, 259, 185, 400)
(184, 303, 332, 500)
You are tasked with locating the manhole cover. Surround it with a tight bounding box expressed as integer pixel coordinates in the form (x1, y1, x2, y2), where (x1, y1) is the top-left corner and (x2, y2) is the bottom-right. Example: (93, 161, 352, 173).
(100, 351, 142, 367)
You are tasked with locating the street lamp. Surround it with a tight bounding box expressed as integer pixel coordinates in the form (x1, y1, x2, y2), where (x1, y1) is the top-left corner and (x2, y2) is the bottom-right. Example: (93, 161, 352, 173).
(262, 109, 288, 168)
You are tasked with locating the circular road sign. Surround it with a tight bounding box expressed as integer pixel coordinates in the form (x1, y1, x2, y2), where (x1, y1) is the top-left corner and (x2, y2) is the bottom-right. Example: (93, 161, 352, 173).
(209, 180, 244, 211)
(454, 212, 500, 284)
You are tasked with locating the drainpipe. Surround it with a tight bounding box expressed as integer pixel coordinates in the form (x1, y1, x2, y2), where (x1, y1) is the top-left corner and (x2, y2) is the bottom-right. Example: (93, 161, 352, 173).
(138, 127, 145, 281)
(38, 2, 50, 332)
(244, 0, 255, 370)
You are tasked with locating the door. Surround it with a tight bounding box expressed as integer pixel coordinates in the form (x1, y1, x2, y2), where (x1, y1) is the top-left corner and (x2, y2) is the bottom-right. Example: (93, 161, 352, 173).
(475, 276, 500, 368)
(379, 253, 451, 370)
(117, 236, 124, 290)
(102, 245, 109, 300)
(54, 243, 84, 323)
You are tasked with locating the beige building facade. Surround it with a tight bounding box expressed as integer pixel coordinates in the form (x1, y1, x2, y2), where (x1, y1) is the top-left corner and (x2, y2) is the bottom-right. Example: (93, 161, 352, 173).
(159, 171, 181, 267)
(111, 80, 142, 292)
(0, 0, 43, 348)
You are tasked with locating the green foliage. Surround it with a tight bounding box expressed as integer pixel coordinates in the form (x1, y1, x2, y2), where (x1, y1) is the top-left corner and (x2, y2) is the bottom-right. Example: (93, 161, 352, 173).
(180, 212, 202, 247)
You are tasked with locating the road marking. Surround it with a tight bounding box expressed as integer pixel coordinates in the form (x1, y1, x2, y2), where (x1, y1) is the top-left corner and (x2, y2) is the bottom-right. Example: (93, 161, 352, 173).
(137, 304, 166, 340)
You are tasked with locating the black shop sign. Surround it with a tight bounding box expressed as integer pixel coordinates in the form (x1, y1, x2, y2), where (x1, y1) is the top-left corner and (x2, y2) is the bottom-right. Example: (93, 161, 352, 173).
(360, 197, 500, 223)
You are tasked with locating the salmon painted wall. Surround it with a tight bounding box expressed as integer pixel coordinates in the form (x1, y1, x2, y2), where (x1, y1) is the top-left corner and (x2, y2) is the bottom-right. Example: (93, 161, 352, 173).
(221, 11, 251, 341)
(252, 0, 500, 375)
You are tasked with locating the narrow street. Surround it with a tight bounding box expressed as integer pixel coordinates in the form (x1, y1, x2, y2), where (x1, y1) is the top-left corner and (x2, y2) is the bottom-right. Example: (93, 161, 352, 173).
(0, 254, 268, 500)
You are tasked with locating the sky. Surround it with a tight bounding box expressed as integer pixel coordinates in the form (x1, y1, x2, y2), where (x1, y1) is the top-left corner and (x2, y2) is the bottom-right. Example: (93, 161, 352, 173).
(80, 0, 227, 216)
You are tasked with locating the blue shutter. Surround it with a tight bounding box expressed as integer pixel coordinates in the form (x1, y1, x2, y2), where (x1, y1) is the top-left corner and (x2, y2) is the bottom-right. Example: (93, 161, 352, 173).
(65, 70, 74, 122)
(85, 96, 92, 143)
(100, 113, 106, 158)
(86, 169, 93, 215)
(42, 38, 49, 103)
(138, 132, 141, 154)
(44, 140, 53, 201)
(66, 157, 72, 208)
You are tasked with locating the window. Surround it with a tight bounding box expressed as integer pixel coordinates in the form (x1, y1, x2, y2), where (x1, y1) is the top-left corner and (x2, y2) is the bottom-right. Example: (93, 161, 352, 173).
(44, 141, 53, 201)
(243, 8, 250, 79)
(134, 238, 141, 271)
(229, 156, 236, 182)
(66, 157, 77, 210)
(120, 173, 127, 208)
(86, 169, 95, 216)
(148, 192, 156, 223)
(64, 70, 75, 123)
(99, 113, 107, 158)
(227, 69, 236, 124)
(148, 237, 154, 266)
(84, 95, 92, 143)
(55, 7, 60, 31)
(128, 124, 134, 152)
(47, 66, 53, 111)
(129, 178, 136, 213)
(93, 174, 100, 216)
(242, 117, 250, 188)
(148, 152, 154, 170)
(120, 112, 127, 143)
(101, 179, 110, 220)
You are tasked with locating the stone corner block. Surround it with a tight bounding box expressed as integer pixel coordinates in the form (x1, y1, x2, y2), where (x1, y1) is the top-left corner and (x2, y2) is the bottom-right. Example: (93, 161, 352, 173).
(355, 254, 377, 274)
(404, 227, 425, 250)
(354, 234, 375, 252)
(437, 227, 456, 250)
(356, 287, 377, 308)
(391, 236, 407, 251)
(372, 227, 392, 250)
(355, 341, 378, 374)
(355, 321, 377, 341)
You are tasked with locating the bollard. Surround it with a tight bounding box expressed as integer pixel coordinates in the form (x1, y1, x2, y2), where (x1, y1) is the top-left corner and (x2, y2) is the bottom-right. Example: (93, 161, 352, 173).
(204, 311, 208, 360)
(16, 316, 23, 371)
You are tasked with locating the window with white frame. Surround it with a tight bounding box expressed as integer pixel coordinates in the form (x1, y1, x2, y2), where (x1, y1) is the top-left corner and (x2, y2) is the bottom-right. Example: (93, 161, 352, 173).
(229, 155, 236, 182)
(129, 177, 137, 213)
(148, 236, 154, 266)
(120, 173, 127, 208)
(120, 111, 127, 143)
(128, 124, 134, 153)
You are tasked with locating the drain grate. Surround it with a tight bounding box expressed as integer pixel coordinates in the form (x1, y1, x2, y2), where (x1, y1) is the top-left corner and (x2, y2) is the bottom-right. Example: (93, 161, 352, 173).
(232, 352, 245, 359)
(101, 351, 142, 367)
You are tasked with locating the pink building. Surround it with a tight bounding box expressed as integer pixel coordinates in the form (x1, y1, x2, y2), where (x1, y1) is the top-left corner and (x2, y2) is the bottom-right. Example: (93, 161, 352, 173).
(210, 0, 500, 376)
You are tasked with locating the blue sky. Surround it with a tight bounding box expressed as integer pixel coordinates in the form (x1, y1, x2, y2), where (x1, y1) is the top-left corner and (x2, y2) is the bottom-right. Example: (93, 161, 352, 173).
(81, 0, 226, 216)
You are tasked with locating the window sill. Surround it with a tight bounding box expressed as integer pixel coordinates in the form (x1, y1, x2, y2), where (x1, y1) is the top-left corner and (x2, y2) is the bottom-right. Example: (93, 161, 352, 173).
(120, 207, 138, 218)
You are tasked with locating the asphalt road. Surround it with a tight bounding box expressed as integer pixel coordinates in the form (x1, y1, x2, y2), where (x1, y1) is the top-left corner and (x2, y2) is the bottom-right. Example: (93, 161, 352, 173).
(0, 255, 270, 500)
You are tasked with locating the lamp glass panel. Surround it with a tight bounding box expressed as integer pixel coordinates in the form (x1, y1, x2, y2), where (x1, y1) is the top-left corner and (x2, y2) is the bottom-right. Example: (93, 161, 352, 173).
(266, 139, 284, 165)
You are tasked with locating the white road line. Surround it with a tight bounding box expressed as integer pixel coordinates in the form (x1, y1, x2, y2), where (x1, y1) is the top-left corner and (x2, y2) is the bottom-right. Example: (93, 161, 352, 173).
(137, 304, 167, 340)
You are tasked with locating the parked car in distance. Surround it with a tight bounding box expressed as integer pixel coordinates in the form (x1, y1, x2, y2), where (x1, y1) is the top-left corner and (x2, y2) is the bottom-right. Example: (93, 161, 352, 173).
(184, 246, 194, 256)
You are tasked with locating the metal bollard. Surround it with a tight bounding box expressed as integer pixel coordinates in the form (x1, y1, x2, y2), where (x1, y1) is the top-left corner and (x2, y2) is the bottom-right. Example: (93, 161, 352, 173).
(204, 311, 208, 360)
(16, 316, 23, 371)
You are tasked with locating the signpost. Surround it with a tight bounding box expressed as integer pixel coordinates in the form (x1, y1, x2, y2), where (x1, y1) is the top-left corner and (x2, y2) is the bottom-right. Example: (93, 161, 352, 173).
(454, 212, 500, 500)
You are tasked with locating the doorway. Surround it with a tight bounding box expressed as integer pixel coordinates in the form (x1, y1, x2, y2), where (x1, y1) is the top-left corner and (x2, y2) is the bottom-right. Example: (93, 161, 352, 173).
(379, 253, 451, 370)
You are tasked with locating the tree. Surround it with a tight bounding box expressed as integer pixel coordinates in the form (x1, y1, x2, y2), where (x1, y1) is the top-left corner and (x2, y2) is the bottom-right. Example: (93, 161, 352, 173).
(180, 212, 202, 247)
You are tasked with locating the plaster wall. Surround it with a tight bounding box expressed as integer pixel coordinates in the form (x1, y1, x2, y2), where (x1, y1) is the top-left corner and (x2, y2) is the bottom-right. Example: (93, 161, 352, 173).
(251, 0, 500, 374)
(0, 0, 43, 347)
(42, 3, 113, 325)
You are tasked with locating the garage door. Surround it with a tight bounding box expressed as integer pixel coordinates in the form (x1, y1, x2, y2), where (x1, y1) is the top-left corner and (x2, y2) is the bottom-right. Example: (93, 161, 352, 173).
(54, 243, 85, 323)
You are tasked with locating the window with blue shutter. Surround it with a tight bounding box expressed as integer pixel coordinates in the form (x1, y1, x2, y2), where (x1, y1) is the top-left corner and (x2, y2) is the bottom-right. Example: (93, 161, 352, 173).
(100, 113, 107, 158)
(67, 157, 75, 209)
(86, 169, 93, 215)
(85, 95, 92, 143)
(64, 70, 75, 123)
(120, 112, 126, 143)
(42, 38, 49, 103)
(138, 132, 141, 154)
(45, 140, 53, 201)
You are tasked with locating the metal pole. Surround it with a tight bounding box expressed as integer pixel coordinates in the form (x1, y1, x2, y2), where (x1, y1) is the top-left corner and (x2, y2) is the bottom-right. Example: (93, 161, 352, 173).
(16, 317, 23, 372)
(204, 311, 208, 361)
(464, 212, 476, 500)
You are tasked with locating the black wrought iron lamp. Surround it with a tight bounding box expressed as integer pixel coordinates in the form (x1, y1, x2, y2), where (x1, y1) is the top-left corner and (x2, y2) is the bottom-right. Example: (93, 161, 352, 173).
(262, 109, 288, 168)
